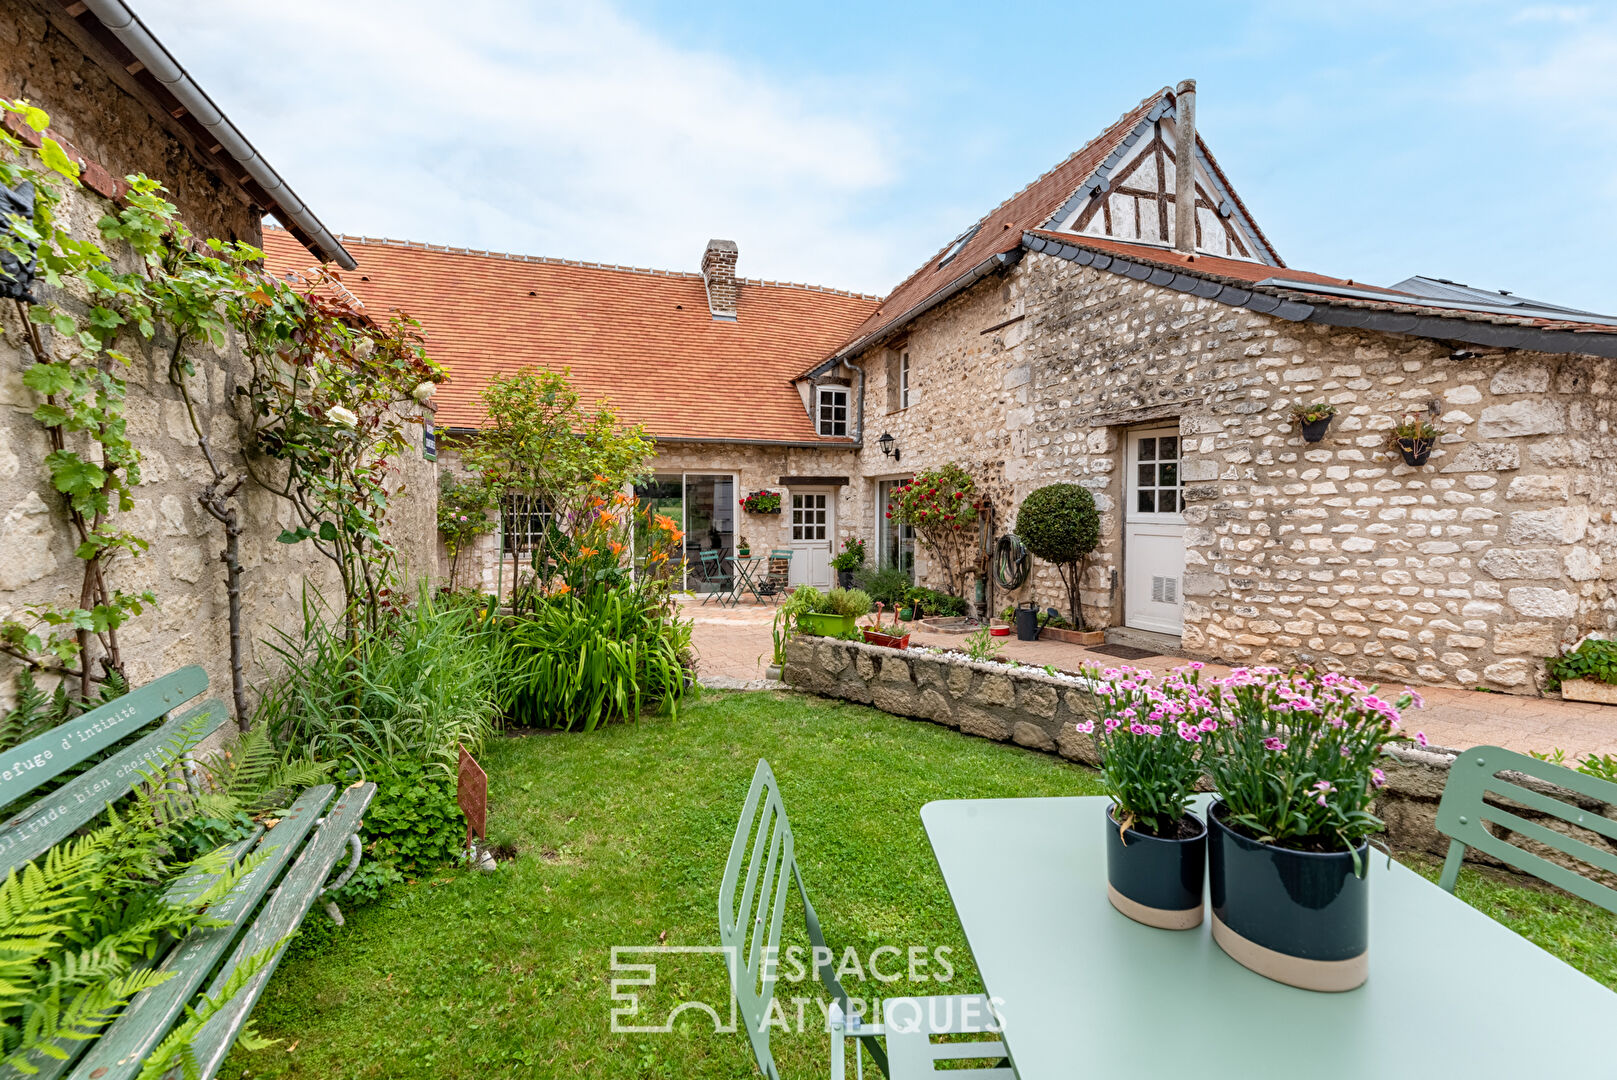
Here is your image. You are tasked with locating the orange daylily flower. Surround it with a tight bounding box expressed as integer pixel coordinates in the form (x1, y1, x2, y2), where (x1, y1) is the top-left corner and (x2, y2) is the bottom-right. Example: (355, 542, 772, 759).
(579, 546, 599, 557)
(609, 542, 624, 556)
(554, 582, 573, 595)
(653, 514, 678, 532)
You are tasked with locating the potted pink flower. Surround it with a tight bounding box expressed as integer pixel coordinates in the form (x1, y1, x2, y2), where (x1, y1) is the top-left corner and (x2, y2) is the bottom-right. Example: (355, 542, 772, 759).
(1082, 664, 1214, 930)
(1200, 668, 1418, 991)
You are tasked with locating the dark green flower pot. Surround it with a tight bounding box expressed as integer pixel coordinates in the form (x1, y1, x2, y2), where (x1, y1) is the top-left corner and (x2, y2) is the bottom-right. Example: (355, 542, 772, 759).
(1105, 805, 1206, 930)
(1207, 800, 1370, 992)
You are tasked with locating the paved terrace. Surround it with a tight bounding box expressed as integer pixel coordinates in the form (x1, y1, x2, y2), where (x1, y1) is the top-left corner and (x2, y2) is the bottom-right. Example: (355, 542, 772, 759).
(681, 597, 1617, 759)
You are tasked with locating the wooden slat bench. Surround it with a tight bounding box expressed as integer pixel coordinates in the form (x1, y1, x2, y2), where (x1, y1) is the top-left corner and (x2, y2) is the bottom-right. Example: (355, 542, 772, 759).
(0, 665, 375, 1080)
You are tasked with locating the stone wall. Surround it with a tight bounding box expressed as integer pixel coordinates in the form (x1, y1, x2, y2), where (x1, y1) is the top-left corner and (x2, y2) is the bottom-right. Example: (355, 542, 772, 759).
(784, 635, 1613, 873)
(1, 0, 261, 245)
(847, 250, 1617, 693)
(0, 13, 439, 711)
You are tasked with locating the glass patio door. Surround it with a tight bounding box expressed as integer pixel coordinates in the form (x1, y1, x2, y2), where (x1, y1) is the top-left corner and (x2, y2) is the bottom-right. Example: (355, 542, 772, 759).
(875, 478, 915, 576)
(634, 473, 734, 592)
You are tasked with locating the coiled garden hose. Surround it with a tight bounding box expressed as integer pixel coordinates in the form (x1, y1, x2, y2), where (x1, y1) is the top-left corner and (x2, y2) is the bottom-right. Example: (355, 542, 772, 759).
(994, 534, 1031, 591)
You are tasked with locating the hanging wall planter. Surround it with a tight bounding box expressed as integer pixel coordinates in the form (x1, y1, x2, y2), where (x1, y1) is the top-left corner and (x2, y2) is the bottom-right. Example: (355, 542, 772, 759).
(1387, 414, 1443, 469)
(1291, 402, 1337, 444)
(1396, 439, 1434, 467)
(740, 489, 782, 514)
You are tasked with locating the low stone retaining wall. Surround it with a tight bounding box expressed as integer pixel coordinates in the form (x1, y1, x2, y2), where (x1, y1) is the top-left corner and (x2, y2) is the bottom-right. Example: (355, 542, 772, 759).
(783, 636, 1597, 869)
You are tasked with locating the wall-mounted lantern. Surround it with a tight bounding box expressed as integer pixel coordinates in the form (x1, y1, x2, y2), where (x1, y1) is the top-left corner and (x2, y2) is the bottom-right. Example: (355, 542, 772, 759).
(877, 431, 900, 462)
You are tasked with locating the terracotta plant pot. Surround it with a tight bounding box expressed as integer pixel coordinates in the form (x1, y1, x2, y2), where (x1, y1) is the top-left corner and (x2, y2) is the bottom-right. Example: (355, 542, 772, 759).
(861, 629, 911, 649)
(1207, 801, 1370, 992)
(1300, 416, 1332, 443)
(989, 623, 1011, 637)
(1397, 440, 1433, 467)
(1105, 805, 1206, 930)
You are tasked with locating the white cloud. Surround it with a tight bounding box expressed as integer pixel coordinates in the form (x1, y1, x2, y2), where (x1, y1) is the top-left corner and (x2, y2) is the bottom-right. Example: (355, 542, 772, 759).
(134, 0, 910, 293)
(1510, 5, 1593, 23)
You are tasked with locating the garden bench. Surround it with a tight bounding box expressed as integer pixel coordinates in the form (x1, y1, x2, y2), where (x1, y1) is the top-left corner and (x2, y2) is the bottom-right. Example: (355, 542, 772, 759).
(1435, 743, 1617, 912)
(719, 759, 1013, 1079)
(0, 665, 374, 1080)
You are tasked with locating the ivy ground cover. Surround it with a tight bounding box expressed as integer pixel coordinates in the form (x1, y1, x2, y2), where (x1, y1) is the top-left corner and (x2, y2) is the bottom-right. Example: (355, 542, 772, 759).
(227, 692, 1617, 1079)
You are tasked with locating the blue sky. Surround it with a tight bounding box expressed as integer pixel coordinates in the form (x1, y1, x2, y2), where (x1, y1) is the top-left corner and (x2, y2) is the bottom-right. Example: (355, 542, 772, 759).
(139, 1, 1617, 310)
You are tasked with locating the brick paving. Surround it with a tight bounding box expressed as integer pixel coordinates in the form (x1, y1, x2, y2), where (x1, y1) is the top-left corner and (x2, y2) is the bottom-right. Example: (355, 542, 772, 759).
(682, 597, 1617, 759)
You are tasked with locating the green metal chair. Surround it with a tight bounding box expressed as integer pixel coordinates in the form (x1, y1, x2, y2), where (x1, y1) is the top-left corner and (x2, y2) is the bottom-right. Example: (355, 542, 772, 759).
(762, 549, 793, 605)
(1435, 744, 1617, 913)
(698, 548, 736, 606)
(720, 760, 1014, 1079)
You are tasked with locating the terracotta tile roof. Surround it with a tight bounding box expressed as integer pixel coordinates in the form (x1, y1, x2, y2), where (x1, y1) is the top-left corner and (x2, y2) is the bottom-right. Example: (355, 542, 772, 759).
(827, 87, 1183, 362)
(261, 229, 879, 441)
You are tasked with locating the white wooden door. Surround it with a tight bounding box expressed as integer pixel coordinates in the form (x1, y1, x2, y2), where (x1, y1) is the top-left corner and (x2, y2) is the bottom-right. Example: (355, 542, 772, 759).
(1124, 427, 1186, 634)
(788, 490, 833, 588)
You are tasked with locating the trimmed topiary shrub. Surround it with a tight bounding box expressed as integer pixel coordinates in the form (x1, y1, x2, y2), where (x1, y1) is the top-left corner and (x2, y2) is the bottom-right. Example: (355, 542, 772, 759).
(1014, 483, 1100, 628)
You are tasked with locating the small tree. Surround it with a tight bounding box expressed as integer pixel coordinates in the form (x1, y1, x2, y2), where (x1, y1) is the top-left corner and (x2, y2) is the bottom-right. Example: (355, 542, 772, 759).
(887, 463, 982, 600)
(461, 368, 653, 611)
(1014, 483, 1100, 629)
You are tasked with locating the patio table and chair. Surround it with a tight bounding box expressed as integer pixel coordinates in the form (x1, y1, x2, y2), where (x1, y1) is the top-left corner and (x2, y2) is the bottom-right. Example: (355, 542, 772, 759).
(699, 549, 793, 606)
(720, 748, 1617, 1079)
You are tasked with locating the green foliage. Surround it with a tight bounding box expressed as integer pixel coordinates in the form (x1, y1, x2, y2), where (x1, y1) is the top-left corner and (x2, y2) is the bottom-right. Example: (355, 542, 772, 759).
(437, 473, 495, 590)
(829, 537, 866, 572)
(493, 583, 693, 732)
(906, 586, 967, 618)
(0, 721, 270, 1073)
(770, 586, 821, 667)
(460, 368, 654, 613)
(167, 725, 334, 862)
(1388, 412, 1443, 451)
(0, 102, 159, 675)
(1079, 664, 1206, 834)
(852, 566, 911, 607)
(321, 761, 462, 914)
(257, 587, 500, 768)
(1545, 638, 1617, 689)
(815, 588, 872, 618)
(886, 464, 983, 598)
(1530, 747, 1617, 784)
(962, 626, 1003, 663)
(1291, 401, 1337, 424)
(1014, 483, 1100, 627)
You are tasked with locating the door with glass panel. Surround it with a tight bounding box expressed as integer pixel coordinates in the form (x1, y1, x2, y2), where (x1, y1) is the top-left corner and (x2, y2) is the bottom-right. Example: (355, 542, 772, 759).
(875, 478, 915, 577)
(633, 473, 734, 591)
(1124, 426, 1186, 634)
(788, 490, 833, 587)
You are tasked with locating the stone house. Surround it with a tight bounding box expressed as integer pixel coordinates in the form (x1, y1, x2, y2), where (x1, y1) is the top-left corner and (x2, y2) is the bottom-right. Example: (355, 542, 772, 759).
(0, 0, 436, 705)
(266, 78, 1616, 696)
(826, 81, 1617, 694)
(262, 230, 880, 595)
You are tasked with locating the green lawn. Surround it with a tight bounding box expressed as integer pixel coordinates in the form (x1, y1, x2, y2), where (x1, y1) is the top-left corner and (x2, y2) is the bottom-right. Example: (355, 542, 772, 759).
(226, 691, 1617, 1079)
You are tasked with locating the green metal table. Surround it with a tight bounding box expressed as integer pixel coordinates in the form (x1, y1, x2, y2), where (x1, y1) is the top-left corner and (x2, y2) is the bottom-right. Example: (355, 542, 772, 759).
(725, 555, 771, 605)
(921, 795, 1615, 1077)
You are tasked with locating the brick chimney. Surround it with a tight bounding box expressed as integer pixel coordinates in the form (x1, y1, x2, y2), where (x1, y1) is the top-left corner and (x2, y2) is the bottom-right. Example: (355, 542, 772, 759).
(701, 239, 739, 321)
(1173, 79, 1197, 254)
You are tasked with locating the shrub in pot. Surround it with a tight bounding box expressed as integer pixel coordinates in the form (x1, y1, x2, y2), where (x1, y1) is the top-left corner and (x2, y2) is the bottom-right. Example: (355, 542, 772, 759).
(1014, 483, 1100, 631)
(1291, 401, 1337, 443)
(1201, 669, 1418, 991)
(796, 586, 872, 638)
(831, 537, 866, 589)
(1081, 663, 1211, 929)
(1546, 638, 1617, 704)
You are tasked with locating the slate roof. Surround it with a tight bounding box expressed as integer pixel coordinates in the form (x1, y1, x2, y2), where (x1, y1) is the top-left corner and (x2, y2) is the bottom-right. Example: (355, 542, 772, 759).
(261, 229, 879, 441)
(1020, 230, 1617, 355)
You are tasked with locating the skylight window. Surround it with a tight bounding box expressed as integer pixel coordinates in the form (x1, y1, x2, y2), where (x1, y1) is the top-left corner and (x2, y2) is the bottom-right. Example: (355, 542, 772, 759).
(938, 224, 980, 267)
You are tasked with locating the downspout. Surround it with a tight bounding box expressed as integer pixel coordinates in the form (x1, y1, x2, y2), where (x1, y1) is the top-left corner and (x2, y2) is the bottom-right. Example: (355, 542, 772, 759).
(79, 0, 357, 270)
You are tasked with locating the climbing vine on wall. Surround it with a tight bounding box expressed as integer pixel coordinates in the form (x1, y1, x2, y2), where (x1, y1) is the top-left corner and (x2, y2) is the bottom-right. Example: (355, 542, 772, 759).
(0, 101, 154, 694)
(0, 99, 442, 710)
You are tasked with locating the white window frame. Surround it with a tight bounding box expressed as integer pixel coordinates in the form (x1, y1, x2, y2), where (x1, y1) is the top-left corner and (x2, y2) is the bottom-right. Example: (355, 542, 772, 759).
(500, 491, 551, 553)
(898, 351, 911, 410)
(816, 385, 850, 438)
